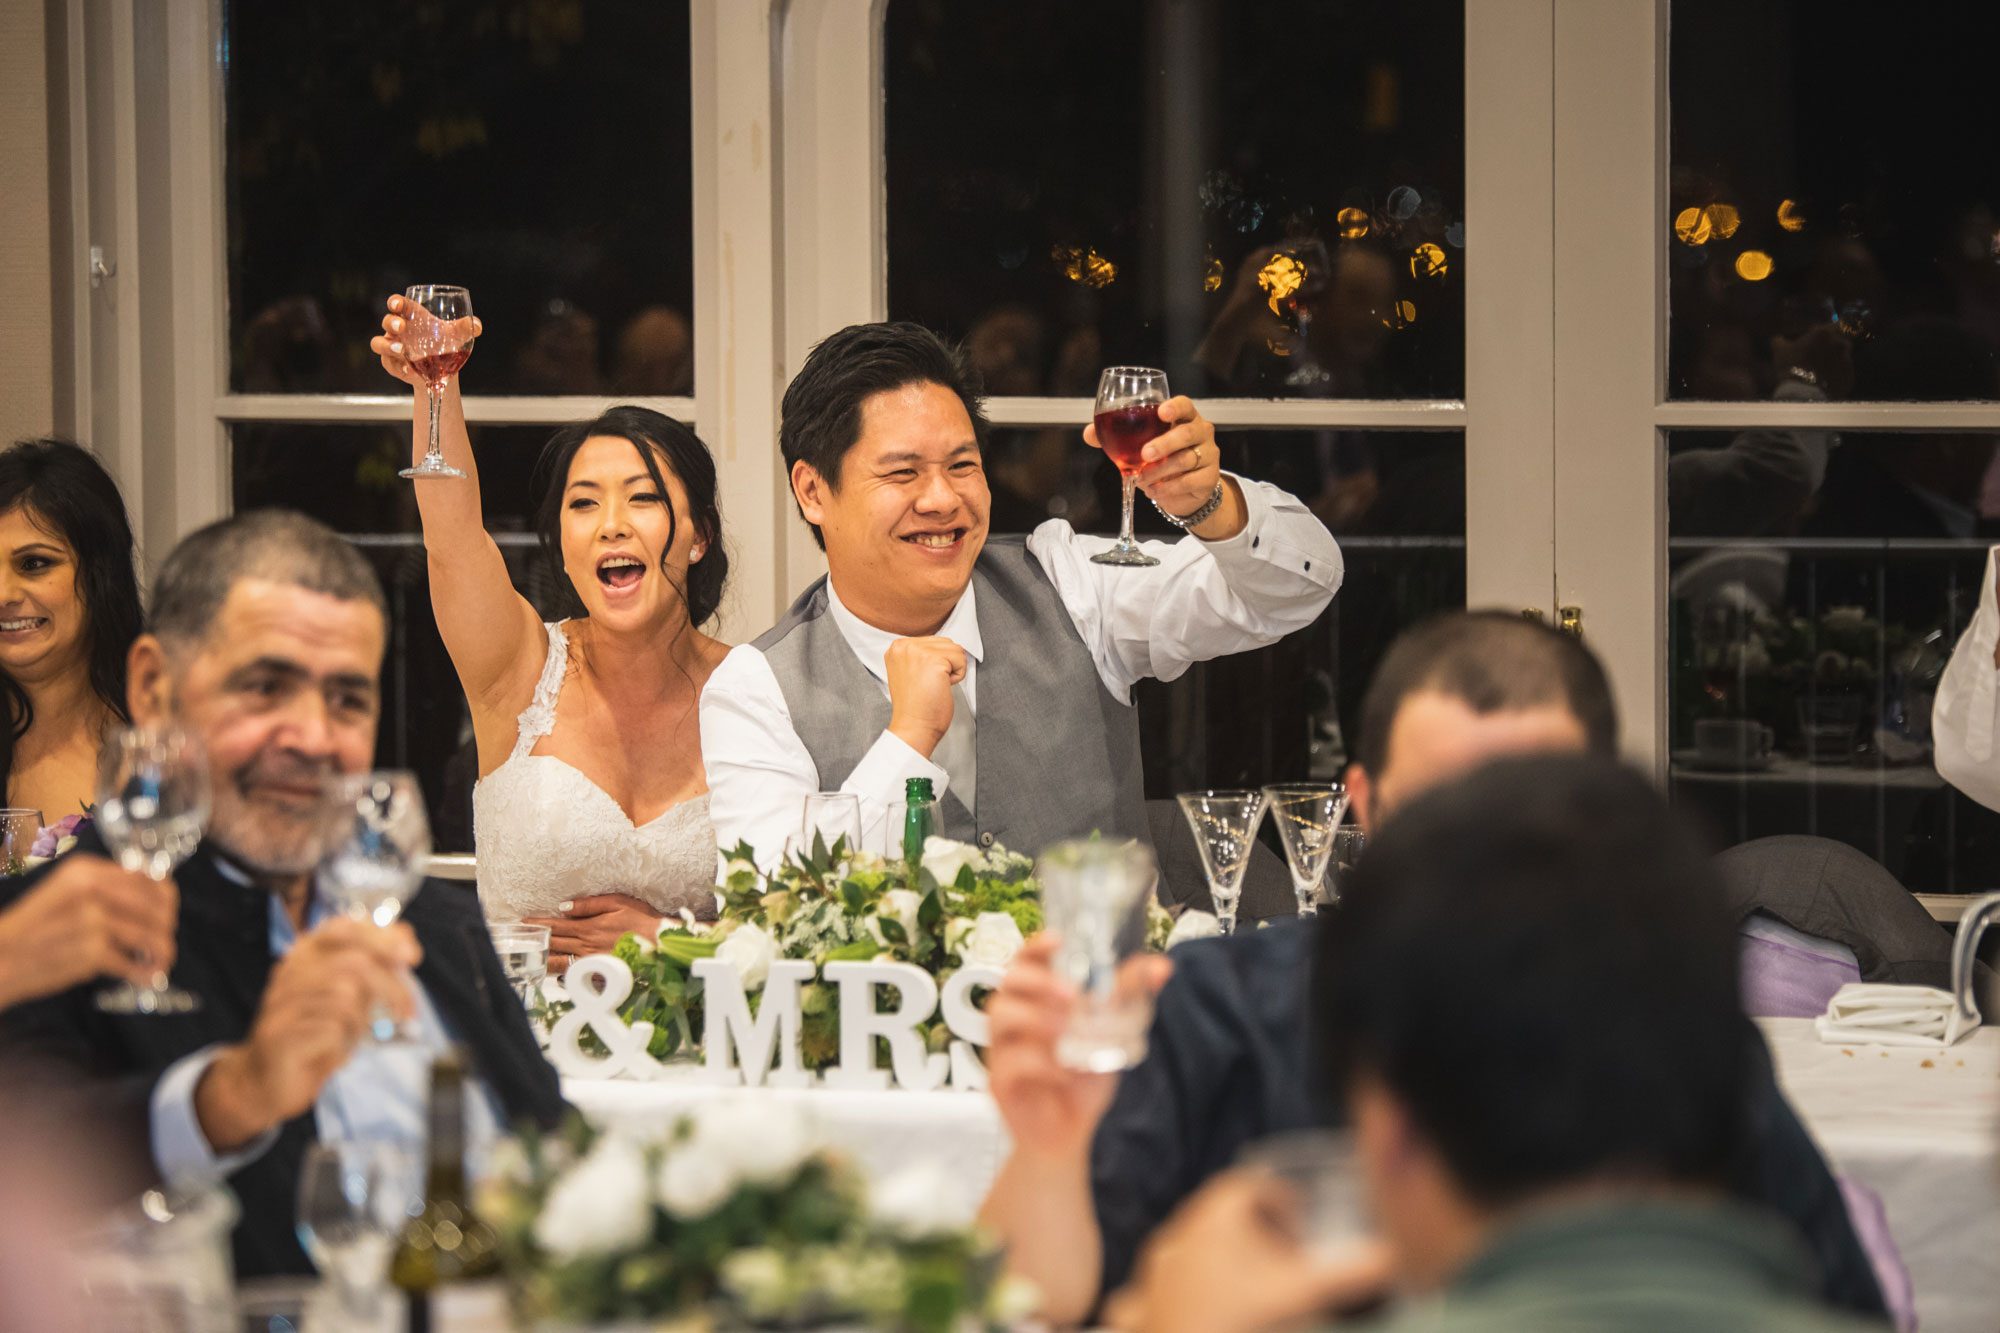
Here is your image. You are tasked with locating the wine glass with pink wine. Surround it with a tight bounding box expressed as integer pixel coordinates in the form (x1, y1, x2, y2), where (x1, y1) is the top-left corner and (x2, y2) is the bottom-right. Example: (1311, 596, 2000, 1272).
(1090, 366, 1169, 567)
(400, 284, 476, 480)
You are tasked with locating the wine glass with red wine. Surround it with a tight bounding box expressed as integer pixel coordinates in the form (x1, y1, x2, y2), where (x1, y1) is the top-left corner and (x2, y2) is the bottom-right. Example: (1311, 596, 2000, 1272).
(400, 284, 476, 480)
(1090, 366, 1169, 567)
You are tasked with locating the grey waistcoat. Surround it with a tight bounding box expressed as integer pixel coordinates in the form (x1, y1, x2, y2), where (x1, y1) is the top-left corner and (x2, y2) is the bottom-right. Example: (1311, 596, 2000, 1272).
(751, 537, 1150, 858)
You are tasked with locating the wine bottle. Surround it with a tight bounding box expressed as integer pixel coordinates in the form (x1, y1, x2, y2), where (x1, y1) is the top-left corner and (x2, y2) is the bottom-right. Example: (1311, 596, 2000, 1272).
(903, 776, 936, 866)
(390, 1047, 505, 1333)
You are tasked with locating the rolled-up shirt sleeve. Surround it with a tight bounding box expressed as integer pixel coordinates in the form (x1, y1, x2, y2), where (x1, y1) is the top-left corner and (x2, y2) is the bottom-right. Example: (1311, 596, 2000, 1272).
(701, 644, 950, 869)
(1934, 545, 2000, 812)
(1028, 474, 1343, 700)
(151, 1044, 278, 1190)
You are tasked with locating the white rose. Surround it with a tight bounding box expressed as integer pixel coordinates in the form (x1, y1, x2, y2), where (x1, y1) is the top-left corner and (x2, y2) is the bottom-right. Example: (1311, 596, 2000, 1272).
(656, 1144, 736, 1219)
(919, 836, 979, 886)
(695, 1097, 814, 1186)
(961, 911, 1025, 969)
(1165, 910, 1223, 949)
(532, 1135, 653, 1260)
(719, 1247, 793, 1321)
(714, 920, 777, 990)
(944, 917, 973, 954)
(868, 889, 924, 947)
(869, 1160, 962, 1239)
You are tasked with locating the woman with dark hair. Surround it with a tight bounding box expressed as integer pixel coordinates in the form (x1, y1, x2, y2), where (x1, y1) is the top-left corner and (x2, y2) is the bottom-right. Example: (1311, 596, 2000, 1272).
(0, 440, 143, 824)
(373, 300, 731, 966)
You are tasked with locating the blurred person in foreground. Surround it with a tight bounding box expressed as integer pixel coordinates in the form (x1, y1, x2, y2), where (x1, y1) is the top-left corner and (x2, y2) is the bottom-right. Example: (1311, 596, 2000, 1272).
(980, 611, 1886, 1324)
(0, 511, 564, 1277)
(1114, 756, 1886, 1333)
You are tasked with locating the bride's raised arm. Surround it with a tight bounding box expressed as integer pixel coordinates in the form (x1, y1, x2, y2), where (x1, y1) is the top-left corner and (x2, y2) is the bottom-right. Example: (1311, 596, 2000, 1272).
(372, 298, 545, 723)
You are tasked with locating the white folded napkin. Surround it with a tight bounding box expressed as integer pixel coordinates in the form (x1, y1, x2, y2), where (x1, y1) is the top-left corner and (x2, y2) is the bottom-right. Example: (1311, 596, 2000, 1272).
(1813, 983, 1981, 1048)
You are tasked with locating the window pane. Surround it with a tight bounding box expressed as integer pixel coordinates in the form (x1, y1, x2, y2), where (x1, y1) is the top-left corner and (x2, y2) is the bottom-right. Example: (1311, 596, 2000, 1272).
(225, 2, 693, 395)
(232, 422, 566, 851)
(1670, 2, 2000, 400)
(886, 0, 1464, 400)
(985, 425, 1463, 792)
(1666, 428, 1998, 891)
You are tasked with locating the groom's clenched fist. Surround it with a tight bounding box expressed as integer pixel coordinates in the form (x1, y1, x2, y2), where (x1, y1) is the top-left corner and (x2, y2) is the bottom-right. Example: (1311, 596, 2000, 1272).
(886, 636, 967, 758)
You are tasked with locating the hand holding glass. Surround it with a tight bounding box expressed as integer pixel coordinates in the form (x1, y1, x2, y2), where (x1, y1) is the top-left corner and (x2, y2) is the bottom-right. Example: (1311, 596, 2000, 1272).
(1091, 367, 1170, 567)
(319, 770, 430, 1041)
(400, 284, 475, 480)
(1039, 838, 1160, 1072)
(1262, 784, 1348, 916)
(94, 726, 208, 1015)
(1178, 789, 1270, 935)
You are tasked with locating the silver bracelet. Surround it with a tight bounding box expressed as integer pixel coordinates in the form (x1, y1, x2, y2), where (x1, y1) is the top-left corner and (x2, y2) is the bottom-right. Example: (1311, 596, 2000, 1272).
(1151, 482, 1226, 530)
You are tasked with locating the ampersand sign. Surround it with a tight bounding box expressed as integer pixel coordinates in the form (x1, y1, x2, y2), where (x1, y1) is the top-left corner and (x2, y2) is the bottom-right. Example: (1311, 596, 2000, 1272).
(546, 954, 664, 1080)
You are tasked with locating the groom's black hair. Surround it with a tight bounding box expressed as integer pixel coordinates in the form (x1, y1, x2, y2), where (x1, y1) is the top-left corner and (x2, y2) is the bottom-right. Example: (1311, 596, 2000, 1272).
(779, 321, 990, 550)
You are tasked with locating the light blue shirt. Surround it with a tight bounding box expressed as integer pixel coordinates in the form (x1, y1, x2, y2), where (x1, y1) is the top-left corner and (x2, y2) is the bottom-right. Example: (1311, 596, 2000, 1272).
(150, 869, 503, 1189)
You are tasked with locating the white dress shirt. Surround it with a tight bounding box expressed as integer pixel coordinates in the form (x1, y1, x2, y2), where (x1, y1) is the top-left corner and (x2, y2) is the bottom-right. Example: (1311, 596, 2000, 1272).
(1933, 544, 2000, 811)
(700, 474, 1343, 866)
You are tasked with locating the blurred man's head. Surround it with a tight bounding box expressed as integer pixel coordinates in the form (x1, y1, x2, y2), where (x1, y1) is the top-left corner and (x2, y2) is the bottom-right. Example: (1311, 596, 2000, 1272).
(126, 511, 386, 879)
(1314, 756, 1744, 1290)
(1347, 611, 1617, 832)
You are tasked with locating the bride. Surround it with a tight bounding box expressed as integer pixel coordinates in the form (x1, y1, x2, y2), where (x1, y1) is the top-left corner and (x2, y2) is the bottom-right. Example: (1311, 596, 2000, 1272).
(373, 299, 730, 971)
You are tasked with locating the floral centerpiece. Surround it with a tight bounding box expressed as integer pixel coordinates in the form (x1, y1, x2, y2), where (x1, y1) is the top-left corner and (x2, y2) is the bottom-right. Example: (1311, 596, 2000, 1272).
(482, 1102, 1032, 1331)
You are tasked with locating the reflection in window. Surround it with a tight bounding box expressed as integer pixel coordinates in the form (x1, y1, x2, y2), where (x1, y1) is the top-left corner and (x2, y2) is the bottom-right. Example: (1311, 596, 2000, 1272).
(1670, 1, 2000, 400)
(233, 423, 567, 850)
(983, 425, 1463, 795)
(225, 1, 693, 395)
(886, 0, 1464, 400)
(1667, 428, 2000, 891)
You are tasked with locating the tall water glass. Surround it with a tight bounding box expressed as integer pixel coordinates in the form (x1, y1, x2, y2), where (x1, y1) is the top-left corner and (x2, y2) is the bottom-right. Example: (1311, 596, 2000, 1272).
(1237, 1129, 1375, 1263)
(297, 1142, 405, 1323)
(799, 792, 862, 862)
(319, 770, 431, 1042)
(1090, 367, 1170, 567)
(95, 726, 209, 1014)
(1177, 789, 1269, 935)
(1262, 783, 1347, 916)
(488, 922, 551, 1008)
(1039, 837, 1159, 1072)
(399, 284, 476, 480)
(0, 807, 42, 875)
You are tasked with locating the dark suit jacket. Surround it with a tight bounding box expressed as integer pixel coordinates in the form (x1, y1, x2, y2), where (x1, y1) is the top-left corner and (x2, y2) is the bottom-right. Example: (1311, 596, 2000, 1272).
(1088, 918, 1889, 1320)
(0, 829, 566, 1278)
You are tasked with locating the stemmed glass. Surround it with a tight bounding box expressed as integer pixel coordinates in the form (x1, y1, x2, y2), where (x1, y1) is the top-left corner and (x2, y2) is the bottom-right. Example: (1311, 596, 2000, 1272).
(488, 922, 551, 1009)
(399, 284, 476, 480)
(0, 808, 41, 875)
(1038, 838, 1160, 1072)
(1177, 788, 1270, 935)
(95, 726, 208, 1014)
(799, 792, 862, 862)
(1262, 783, 1348, 917)
(319, 770, 431, 1042)
(1090, 367, 1171, 567)
(297, 1142, 409, 1324)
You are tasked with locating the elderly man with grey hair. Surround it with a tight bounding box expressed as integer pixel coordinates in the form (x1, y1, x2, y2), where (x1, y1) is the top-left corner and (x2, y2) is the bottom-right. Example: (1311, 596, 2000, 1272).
(0, 510, 564, 1279)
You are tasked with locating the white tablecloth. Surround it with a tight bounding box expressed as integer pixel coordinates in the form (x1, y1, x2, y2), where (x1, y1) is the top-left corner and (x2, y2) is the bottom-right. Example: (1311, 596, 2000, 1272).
(1758, 1016, 2000, 1333)
(562, 1071, 1010, 1225)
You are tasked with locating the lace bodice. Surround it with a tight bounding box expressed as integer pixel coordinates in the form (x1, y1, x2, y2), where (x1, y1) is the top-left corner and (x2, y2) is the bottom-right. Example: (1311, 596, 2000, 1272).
(472, 622, 718, 923)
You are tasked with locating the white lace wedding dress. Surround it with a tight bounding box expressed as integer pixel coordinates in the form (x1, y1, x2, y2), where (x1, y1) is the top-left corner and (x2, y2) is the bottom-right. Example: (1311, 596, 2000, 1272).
(473, 622, 718, 924)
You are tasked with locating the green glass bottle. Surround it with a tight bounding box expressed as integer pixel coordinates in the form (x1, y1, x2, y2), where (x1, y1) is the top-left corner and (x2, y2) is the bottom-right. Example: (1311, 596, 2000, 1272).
(903, 775, 936, 866)
(389, 1047, 504, 1333)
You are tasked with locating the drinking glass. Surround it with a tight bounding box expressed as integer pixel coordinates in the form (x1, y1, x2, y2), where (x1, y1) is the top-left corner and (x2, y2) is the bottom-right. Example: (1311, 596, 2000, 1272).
(1237, 1129, 1374, 1263)
(0, 807, 42, 875)
(399, 284, 475, 480)
(95, 726, 209, 1015)
(1177, 789, 1269, 935)
(885, 797, 941, 864)
(319, 770, 431, 1042)
(1262, 783, 1348, 917)
(1038, 838, 1160, 1072)
(488, 922, 551, 1008)
(296, 1142, 406, 1324)
(1090, 367, 1170, 567)
(799, 792, 862, 863)
(1327, 827, 1367, 907)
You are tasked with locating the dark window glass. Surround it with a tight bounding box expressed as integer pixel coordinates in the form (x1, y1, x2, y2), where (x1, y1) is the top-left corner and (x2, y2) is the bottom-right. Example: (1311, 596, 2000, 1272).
(225, 1, 693, 396)
(985, 427, 1463, 793)
(232, 422, 566, 850)
(1670, 1, 2000, 400)
(1667, 428, 1999, 891)
(886, 0, 1464, 401)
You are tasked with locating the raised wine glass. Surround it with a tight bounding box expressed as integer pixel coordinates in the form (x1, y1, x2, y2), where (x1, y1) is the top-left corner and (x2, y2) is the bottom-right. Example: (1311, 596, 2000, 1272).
(1261, 783, 1347, 917)
(1177, 788, 1269, 935)
(319, 770, 431, 1041)
(1090, 367, 1169, 567)
(95, 726, 208, 1014)
(399, 284, 475, 480)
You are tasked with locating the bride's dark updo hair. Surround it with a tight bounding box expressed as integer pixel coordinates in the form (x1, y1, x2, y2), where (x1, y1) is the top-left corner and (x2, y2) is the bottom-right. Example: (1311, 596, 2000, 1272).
(531, 407, 728, 628)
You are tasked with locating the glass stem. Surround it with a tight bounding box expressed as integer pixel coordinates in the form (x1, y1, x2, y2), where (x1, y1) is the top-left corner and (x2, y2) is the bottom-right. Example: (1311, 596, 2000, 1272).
(1295, 879, 1319, 916)
(426, 384, 444, 464)
(1118, 472, 1140, 549)
(1215, 891, 1237, 935)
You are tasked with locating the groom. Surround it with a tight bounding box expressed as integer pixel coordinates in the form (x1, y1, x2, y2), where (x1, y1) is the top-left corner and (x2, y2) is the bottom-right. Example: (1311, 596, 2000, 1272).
(701, 321, 1342, 866)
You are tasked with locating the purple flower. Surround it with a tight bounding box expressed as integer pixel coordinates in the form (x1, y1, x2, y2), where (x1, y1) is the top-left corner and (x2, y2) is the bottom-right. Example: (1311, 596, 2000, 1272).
(29, 813, 86, 860)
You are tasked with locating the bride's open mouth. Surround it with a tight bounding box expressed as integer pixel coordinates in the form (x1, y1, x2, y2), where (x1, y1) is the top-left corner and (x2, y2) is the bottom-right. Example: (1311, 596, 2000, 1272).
(597, 554, 647, 594)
